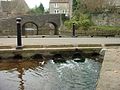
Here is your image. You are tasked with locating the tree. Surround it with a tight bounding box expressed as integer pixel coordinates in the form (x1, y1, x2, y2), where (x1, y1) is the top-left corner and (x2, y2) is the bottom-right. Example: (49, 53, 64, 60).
(28, 3, 45, 15)
(65, 0, 118, 30)
(80, 0, 118, 13)
(38, 3, 44, 14)
(65, 0, 93, 30)
(72, 0, 78, 12)
(65, 13, 92, 30)
(81, 0, 105, 13)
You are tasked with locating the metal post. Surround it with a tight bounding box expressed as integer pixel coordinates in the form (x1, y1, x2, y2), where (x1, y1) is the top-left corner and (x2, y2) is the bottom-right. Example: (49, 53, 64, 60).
(72, 23, 75, 37)
(16, 18, 22, 49)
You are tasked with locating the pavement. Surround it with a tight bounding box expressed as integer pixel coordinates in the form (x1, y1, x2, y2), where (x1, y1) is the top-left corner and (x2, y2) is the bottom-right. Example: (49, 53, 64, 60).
(0, 37, 120, 47)
(96, 47, 120, 90)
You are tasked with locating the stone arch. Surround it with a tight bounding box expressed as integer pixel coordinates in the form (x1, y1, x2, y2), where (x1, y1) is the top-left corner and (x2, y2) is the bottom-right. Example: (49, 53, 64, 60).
(47, 22, 59, 35)
(0, 14, 64, 35)
(22, 22, 39, 35)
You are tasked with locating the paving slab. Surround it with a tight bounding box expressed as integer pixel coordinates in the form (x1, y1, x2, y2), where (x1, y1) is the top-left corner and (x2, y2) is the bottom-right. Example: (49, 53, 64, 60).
(96, 48, 120, 90)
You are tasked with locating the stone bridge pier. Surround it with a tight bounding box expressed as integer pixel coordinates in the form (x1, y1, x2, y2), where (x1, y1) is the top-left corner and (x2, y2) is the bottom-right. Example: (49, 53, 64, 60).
(0, 14, 65, 35)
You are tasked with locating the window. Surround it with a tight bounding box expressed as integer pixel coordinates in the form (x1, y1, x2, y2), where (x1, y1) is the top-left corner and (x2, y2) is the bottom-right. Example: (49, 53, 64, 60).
(55, 10, 59, 14)
(54, 3, 58, 8)
(63, 10, 66, 14)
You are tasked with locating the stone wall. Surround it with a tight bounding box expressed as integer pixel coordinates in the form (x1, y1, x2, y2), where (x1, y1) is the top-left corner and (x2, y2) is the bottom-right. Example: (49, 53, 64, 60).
(92, 13, 120, 26)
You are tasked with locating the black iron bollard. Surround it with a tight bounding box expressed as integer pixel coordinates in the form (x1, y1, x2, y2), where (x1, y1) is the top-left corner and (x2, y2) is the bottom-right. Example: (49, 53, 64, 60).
(72, 23, 76, 37)
(16, 18, 22, 49)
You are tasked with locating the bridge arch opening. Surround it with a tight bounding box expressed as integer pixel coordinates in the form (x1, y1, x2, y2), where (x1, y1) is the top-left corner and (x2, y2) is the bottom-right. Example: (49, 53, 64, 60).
(22, 22, 39, 35)
(39, 22, 59, 35)
(48, 22, 59, 35)
(39, 23, 55, 35)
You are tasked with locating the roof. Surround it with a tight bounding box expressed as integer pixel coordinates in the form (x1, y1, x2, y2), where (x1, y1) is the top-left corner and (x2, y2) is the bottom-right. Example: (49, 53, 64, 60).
(50, 0, 69, 3)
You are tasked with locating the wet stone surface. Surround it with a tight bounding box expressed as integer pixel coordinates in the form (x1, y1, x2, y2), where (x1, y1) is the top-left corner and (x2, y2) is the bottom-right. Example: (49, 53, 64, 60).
(0, 58, 101, 90)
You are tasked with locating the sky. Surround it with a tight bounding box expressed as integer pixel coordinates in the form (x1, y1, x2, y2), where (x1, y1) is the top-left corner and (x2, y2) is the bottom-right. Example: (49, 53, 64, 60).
(25, 0, 50, 9)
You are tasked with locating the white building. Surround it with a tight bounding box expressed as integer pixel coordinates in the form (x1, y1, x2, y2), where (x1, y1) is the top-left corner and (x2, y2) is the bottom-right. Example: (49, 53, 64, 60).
(49, 0, 72, 18)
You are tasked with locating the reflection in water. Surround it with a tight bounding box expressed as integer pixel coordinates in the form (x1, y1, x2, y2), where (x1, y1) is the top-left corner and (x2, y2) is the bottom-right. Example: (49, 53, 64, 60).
(0, 59, 101, 90)
(17, 63, 24, 90)
(0, 60, 45, 90)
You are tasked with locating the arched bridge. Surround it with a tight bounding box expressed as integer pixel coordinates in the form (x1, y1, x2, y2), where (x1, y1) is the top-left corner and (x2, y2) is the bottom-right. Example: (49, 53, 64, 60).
(0, 14, 65, 35)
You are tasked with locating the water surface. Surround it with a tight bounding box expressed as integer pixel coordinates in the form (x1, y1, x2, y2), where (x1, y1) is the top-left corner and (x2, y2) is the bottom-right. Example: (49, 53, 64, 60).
(0, 59, 101, 90)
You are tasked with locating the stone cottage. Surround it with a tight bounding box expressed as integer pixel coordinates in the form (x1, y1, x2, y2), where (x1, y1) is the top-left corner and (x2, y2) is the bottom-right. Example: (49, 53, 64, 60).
(0, 0, 29, 18)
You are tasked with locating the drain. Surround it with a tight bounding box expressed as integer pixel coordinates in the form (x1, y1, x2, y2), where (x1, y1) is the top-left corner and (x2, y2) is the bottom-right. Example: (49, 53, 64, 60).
(42, 36, 45, 38)
(52, 54, 66, 63)
(91, 52, 100, 57)
(72, 52, 85, 62)
(31, 54, 44, 60)
(13, 54, 23, 59)
(59, 35, 62, 38)
(0, 56, 2, 60)
(72, 52, 81, 59)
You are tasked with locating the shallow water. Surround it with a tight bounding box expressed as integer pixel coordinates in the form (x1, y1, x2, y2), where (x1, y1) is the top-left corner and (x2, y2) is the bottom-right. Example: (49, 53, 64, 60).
(0, 59, 101, 90)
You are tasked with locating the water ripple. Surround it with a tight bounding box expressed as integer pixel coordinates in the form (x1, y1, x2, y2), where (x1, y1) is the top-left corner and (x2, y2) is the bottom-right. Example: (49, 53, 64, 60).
(0, 58, 101, 90)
